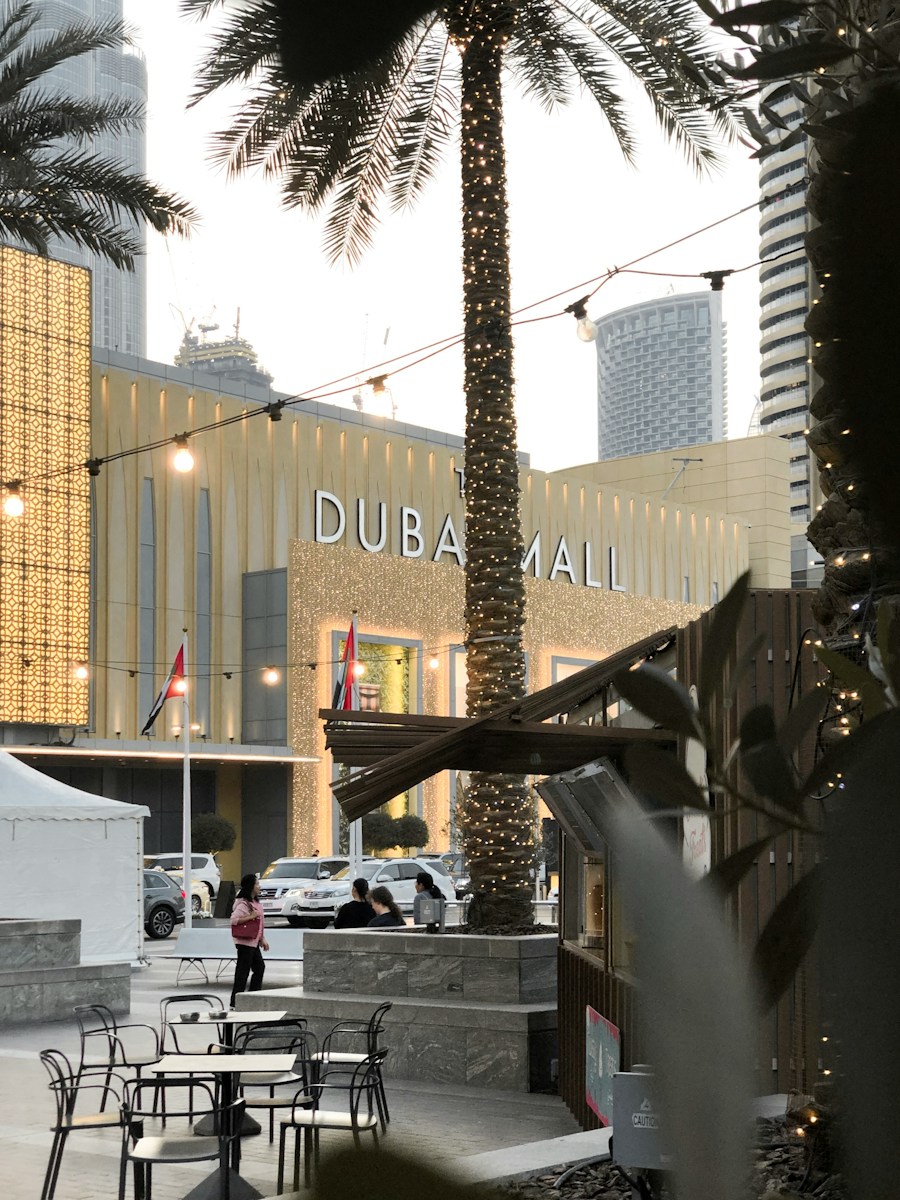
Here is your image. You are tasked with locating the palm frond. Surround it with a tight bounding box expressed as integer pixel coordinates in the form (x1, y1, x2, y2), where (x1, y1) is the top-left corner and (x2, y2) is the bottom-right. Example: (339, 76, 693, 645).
(0, 10, 129, 108)
(0, 92, 143, 151)
(0, 196, 143, 269)
(506, 1, 574, 111)
(559, 0, 743, 172)
(387, 23, 456, 213)
(36, 150, 198, 237)
(188, 0, 280, 103)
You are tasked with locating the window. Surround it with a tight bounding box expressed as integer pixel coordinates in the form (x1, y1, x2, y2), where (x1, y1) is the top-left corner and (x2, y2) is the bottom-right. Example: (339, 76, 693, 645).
(378, 865, 400, 881)
(191, 856, 207, 869)
(399, 863, 422, 880)
(144, 872, 166, 890)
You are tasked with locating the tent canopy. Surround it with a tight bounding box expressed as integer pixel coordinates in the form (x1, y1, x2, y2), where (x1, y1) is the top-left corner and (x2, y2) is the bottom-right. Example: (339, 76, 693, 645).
(0, 750, 150, 821)
(0, 751, 149, 964)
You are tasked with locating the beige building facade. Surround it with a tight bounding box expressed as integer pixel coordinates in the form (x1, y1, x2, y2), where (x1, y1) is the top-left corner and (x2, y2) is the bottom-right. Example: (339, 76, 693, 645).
(0, 247, 790, 872)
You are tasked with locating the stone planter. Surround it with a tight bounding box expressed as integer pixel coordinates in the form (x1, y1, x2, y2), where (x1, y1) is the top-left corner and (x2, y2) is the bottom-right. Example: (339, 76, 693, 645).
(239, 930, 558, 1092)
(0, 918, 130, 1024)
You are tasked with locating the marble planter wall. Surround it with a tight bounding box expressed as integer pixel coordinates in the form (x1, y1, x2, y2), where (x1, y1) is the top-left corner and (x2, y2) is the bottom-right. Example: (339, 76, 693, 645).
(302, 930, 557, 1004)
(0, 918, 130, 1024)
(239, 931, 559, 1092)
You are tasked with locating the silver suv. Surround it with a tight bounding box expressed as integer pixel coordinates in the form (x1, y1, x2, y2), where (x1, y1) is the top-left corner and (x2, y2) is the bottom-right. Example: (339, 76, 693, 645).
(258, 857, 351, 926)
(297, 857, 456, 927)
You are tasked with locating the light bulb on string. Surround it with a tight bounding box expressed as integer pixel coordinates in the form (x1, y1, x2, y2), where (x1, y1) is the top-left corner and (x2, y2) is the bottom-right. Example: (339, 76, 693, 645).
(73, 662, 89, 681)
(352, 661, 366, 678)
(172, 436, 194, 473)
(263, 667, 280, 686)
(428, 654, 440, 670)
(3, 482, 23, 517)
(564, 296, 597, 343)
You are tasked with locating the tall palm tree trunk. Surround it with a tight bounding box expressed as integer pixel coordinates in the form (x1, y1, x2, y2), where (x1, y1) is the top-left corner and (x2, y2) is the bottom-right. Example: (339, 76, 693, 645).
(453, 3, 534, 928)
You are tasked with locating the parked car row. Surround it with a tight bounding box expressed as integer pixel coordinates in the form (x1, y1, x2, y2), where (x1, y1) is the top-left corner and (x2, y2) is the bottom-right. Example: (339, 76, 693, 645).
(142, 849, 470, 937)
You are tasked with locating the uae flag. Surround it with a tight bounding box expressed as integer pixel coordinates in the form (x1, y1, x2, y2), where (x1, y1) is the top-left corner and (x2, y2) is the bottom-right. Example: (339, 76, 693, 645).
(332, 614, 359, 711)
(141, 644, 185, 735)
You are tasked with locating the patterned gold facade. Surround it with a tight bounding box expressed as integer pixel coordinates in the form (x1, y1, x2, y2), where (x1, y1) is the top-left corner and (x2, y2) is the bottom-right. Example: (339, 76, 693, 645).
(0, 249, 91, 724)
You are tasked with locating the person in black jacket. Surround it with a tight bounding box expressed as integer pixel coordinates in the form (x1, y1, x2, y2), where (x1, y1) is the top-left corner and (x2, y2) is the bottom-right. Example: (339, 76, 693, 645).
(368, 886, 405, 928)
(334, 878, 374, 929)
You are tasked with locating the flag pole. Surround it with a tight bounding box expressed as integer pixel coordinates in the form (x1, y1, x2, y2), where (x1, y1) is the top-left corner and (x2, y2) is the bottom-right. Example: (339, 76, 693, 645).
(181, 629, 193, 930)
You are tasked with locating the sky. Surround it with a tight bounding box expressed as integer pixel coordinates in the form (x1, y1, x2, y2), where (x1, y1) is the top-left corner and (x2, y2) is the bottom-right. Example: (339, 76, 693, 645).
(124, 2, 762, 474)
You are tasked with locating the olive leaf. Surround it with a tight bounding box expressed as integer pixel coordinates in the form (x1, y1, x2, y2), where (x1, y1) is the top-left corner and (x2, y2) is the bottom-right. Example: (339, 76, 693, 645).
(801, 707, 900, 796)
(752, 865, 821, 1013)
(740, 705, 798, 810)
(777, 685, 828, 756)
(706, 835, 774, 892)
(699, 571, 750, 714)
(733, 39, 855, 79)
(814, 643, 886, 717)
(624, 744, 710, 812)
(612, 663, 701, 739)
(714, 0, 811, 28)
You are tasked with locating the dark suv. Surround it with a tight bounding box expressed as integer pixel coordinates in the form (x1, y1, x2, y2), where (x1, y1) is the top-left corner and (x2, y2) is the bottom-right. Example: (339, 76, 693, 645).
(143, 870, 186, 939)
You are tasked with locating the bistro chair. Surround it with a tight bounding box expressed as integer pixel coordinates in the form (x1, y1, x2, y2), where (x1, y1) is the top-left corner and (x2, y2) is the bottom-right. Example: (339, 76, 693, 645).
(233, 1023, 317, 1143)
(73, 1004, 161, 1111)
(159, 994, 225, 1054)
(40, 1049, 127, 1200)
(118, 1077, 243, 1200)
(276, 1053, 384, 1193)
(312, 1000, 391, 1128)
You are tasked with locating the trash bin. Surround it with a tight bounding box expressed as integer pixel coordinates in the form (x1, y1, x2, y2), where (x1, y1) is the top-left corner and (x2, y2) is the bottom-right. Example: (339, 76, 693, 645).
(214, 880, 236, 919)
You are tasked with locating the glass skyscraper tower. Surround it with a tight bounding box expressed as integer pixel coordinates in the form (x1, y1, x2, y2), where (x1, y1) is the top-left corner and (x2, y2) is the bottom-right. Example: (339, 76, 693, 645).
(30, 0, 148, 355)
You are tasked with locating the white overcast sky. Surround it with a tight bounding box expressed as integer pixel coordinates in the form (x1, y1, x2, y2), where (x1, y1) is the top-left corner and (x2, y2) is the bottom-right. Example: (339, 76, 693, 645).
(124, 2, 761, 473)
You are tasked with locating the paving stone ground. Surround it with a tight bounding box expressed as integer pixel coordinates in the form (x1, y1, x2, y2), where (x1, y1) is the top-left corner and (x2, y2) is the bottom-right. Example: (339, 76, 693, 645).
(0, 935, 578, 1199)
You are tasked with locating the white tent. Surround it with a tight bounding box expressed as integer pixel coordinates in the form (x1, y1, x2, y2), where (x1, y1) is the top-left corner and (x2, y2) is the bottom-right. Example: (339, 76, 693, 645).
(0, 751, 149, 964)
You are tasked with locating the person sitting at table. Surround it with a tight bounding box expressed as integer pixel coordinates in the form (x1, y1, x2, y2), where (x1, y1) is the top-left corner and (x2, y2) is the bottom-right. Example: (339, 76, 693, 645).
(230, 872, 268, 1006)
(367, 886, 405, 928)
(334, 877, 374, 928)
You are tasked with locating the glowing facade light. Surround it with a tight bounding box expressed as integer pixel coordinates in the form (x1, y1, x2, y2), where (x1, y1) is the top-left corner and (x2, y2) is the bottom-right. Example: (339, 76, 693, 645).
(172, 436, 195, 473)
(3, 483, 23, 517)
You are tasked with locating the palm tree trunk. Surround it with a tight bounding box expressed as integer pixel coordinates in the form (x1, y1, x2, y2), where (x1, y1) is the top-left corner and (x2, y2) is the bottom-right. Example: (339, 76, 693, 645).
(454, 4, 534, 929)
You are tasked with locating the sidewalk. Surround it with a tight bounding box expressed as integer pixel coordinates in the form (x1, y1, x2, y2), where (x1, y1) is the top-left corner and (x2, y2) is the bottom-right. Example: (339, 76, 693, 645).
(0, 938, 579, 1198)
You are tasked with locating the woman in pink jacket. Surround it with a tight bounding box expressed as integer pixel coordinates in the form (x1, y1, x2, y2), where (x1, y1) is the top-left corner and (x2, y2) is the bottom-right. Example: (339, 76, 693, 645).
(230, 872, 269, 1006)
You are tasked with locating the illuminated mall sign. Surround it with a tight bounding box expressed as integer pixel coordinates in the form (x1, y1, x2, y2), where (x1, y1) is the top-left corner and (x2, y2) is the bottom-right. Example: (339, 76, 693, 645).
(313, 490, 628, 591)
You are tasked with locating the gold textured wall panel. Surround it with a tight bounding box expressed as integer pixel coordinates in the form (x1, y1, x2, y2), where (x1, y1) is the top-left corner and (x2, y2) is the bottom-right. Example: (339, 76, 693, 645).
(288, 539, 704, 854)
(0, 250, 90, 724)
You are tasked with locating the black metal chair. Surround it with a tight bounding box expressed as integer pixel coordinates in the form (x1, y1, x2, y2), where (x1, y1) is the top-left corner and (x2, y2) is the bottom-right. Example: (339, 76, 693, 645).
(276, 1053, 384, 1192)
(40, 1049, 126, 1200)
(118, 1077, 243, 1200)
(73, 1004, 161, 1111)
(158, 993, 225, 1053)
(312, 1000, 391, 1128)
(233, 1023, 316, 1143)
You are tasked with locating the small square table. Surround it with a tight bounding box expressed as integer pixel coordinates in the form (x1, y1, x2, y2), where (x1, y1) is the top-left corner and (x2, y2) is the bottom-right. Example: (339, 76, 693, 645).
(149, 1053, 296, 1200)
(166, 1010, 288, 1137)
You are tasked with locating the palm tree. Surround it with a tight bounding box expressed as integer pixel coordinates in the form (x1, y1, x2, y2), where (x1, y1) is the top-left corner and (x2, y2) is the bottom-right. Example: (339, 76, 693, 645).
(187, 0, 741, 928)
(0, 1, 196, 269)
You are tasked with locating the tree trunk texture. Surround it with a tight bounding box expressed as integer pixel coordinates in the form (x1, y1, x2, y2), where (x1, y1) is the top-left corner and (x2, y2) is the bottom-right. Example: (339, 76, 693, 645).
(454, 2, 534, 929)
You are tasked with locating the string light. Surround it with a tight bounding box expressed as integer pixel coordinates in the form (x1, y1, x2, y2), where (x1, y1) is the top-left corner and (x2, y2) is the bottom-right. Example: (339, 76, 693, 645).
(428, 654, 440, 670)
(172, 435, 194, 473)
(3, 482, 23, 517)
(351, 661, 366, 678)
(262, 667, 280, 685)
(73, 662, 89, 681)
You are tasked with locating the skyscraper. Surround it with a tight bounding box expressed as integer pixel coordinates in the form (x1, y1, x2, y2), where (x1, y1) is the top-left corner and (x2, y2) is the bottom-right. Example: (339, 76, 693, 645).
(30, 0, 148, 355)
(757, 81, 821, 586)
(595, 291, 727, 461)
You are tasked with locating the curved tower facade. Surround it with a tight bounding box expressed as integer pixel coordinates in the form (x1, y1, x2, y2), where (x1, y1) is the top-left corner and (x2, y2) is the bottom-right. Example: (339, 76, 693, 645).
(28, 0, 148, 356)
(757, 82, 821, 585)
(595, 291, 727, 461)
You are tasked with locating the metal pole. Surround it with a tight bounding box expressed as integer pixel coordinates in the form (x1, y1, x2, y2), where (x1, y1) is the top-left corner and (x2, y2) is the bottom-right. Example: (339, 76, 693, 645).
(181, 630, 193, 930)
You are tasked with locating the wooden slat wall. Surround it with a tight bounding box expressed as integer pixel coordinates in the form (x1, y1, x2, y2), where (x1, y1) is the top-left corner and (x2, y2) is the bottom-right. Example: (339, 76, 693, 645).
(558, 589, 824, 1127)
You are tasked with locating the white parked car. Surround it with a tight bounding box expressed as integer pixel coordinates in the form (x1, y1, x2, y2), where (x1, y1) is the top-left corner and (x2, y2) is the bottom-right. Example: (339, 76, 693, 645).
(144, 853, 221, 901)
(258, 856, 352, 926)
(296, 857, 456, 928)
